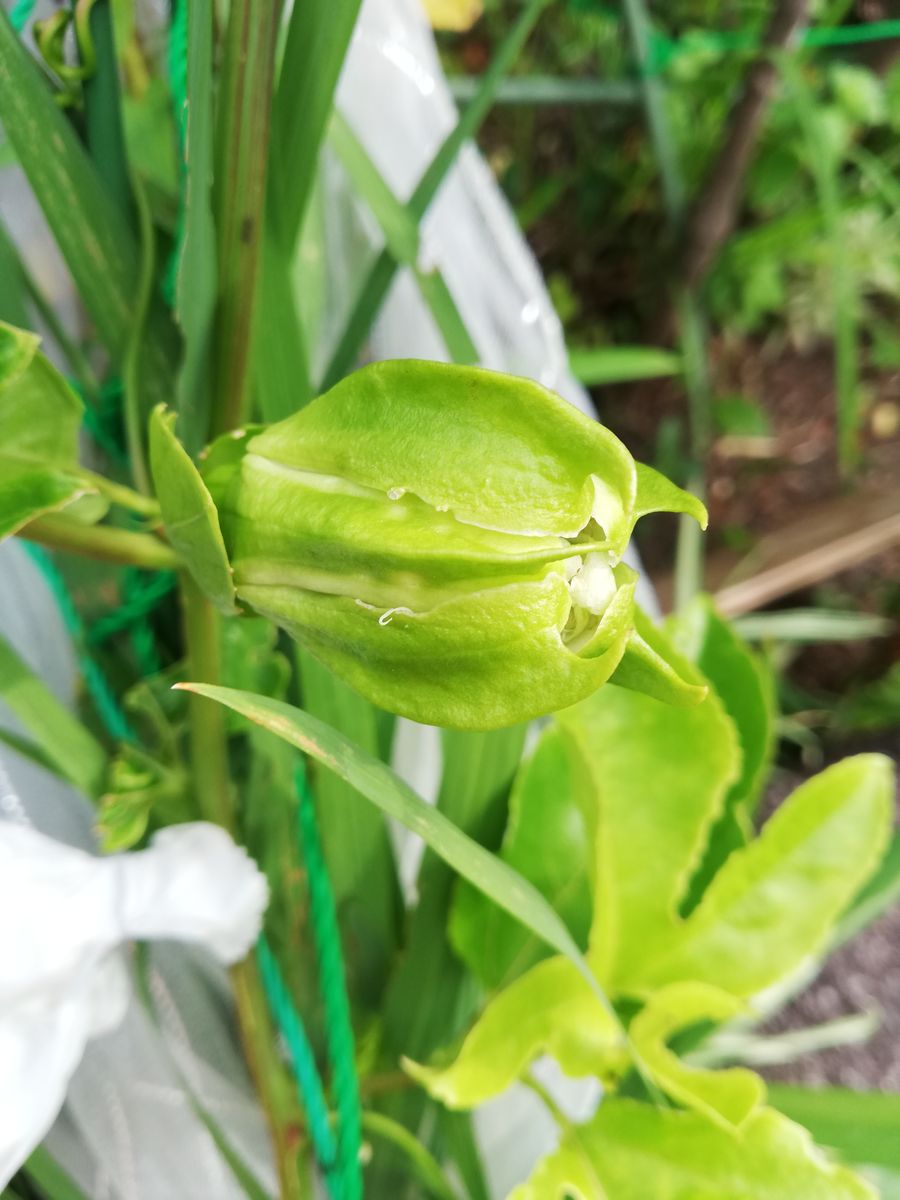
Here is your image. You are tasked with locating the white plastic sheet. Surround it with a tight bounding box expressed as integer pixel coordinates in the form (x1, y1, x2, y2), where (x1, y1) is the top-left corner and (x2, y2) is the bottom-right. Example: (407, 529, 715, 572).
(0, 819, 268, 1188)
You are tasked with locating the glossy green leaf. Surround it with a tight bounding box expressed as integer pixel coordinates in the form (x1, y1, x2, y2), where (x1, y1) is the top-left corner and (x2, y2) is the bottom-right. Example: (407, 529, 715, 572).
(510, 1101, 875, 1200)
(450, 723, 594, 988)
(148, 406, 236, 614)
(672, 598, 774, 819)
(672, 598, 776, 910)
(770, 1084, 900, 1171)
(405, 956, 624, 1109)
(834, 830, 900, 947)
(175, 683, 606, 1003)
(558, 642, 738, 989)
(631, 755, 893, 997)
(629, 982, 764, 1128)
(0, 322, 92, 538)
(0, 634, 106, 800)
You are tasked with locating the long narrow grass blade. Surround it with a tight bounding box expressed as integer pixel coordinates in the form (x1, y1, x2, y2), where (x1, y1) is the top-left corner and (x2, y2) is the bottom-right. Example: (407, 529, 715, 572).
(321, 0, 553, 388)
(252, 1, 365, 419)
(212, 0, 282, 434)
(568, 345, 682, 385)
(253, 233, 312, 422)
(83, 0, 132, 219)
(770, 1084, 900, 1171)
(295, 648, 401, 1008)
(329, 114, 477, 364)
(177, 684, 606, 1006)
(0, 219, 30, 328)
(173, 0, 217, 453)
(0, 633, 107, 799)
(780, 54, 860, 475)
(269, 0, 364, 250)
(0, 9, 178, 405)
(23, 1148, 90, 1200)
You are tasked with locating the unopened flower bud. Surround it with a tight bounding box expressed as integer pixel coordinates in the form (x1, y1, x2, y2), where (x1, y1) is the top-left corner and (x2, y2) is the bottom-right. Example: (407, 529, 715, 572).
(168, 361, 706, 729)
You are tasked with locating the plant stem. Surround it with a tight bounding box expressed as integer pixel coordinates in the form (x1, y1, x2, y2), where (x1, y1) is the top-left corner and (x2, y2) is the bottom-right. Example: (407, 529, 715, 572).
(21, 515, 178, 570)
(79, 469, 161, 518)
(213, 0, 282, 435)
(621, 0, 710, 612)
(180, 576, 308, 1200)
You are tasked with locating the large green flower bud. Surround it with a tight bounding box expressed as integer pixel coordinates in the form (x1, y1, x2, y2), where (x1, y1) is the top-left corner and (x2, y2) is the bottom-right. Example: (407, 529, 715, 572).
(154, 361, 706, 730)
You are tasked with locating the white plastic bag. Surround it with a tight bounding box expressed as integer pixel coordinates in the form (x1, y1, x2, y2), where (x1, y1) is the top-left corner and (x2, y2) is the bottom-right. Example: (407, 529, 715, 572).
(0, 818, 268, 1189)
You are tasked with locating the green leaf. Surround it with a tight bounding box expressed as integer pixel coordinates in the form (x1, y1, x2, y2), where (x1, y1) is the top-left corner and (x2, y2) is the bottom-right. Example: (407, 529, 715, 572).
(712, 395, 773, 439)
(770, 1085, 900, 1171)
(629, 982, 764, 1128)
(360, 1111, 459, 1200)
(0, 321, 91, 537)
(268, 0, 364, 250)
(557, 638, 739, 990)
(609, 607, 709, 708)
(0, 634, 107, 800)
(568, 345, 682, 386)
(222, 618, 290, 711)
(734, 609, 891, 644)
(329, 113, 478, 365)
(382, 723, 526, 1064)
(320, 0, 553, 388)
(0, 219, 31, 328)
(250, 0, 364, 420)
(0, 11, 178, 405)
(681, 601, 774, 815)
(631, 755, 893, 997)
(672, 598, 776, 910)
(405, 956, 624, 1110)
(834, 831, 900, 947)
(450, 723, 594, 989)
(148, 406, 236, 614)
(510, 1101, 875, 1200)
(172, 0, 217, 454)
(295, 648, 401, 1008)
(830, 64, 886, 127)
(175, 683, 607, 1005)
(23, 1147, 90, 1200)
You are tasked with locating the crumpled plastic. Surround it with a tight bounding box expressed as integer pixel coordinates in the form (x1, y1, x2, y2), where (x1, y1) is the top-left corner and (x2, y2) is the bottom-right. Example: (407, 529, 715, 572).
(0, 820, 268, 1189)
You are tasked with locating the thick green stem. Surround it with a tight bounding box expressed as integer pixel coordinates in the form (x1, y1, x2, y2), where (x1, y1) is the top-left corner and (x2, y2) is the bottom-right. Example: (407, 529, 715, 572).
(213, 0, 283, 435)
(21, 515, 178, 570)
(181, 577, 308, 1200)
